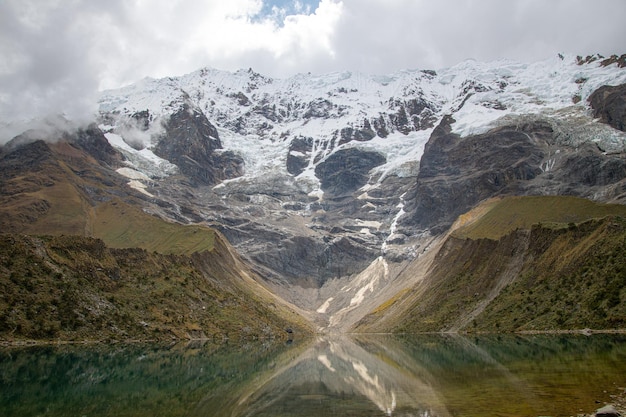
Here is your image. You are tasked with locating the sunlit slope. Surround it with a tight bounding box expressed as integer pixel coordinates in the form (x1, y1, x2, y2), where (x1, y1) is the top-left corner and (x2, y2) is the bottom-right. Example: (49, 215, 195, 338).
(355, 196, 626, 333)
(91, 200, 216, 254)
(0, 233, 311, 342)
(452, 195, 626, 240)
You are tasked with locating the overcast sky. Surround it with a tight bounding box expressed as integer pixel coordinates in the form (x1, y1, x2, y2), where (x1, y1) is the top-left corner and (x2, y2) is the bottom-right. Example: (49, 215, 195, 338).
(1, 0, 625, 140)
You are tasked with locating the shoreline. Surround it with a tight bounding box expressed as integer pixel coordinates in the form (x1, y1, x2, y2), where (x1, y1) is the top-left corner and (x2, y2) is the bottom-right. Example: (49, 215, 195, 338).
(2, 328, 626, 347)
(577, 387, 626, 417)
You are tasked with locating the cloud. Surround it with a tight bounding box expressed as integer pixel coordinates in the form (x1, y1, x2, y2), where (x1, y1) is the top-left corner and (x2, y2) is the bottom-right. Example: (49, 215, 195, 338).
(329, 0, 626, 74)
(1, 0, 625, 142)
(0, 0, 133, 141)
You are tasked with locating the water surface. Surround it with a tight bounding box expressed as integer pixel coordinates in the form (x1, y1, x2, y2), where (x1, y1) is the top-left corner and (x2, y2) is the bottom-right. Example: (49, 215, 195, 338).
(1, 334, 624, 416)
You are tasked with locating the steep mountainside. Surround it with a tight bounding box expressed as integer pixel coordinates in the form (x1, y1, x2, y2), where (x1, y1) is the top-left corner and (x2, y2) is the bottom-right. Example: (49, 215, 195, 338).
(95, 54, 626, 328)
(0, 131, 311, 342)
(354, 196, 626, 333)
(0, 233, 310, 342)
(2, 54, 626, 337)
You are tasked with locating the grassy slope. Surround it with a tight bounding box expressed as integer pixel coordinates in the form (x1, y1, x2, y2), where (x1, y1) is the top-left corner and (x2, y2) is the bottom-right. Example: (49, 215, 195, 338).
(355, 196, 626, 333)
(452, 195, 626, 240)
(0, 233, 311, 343)
(0, 140, 312, 342)
(91, 200, 216, 255)
(475, 217, 626, 331)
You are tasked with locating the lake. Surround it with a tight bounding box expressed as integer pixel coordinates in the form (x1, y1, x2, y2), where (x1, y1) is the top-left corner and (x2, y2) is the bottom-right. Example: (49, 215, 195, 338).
(1, 334, 625, 416)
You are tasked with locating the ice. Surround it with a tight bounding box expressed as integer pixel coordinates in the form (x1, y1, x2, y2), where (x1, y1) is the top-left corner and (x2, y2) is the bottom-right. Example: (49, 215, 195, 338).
(98, 54, 626, 194)
(104, 132, 178, 178)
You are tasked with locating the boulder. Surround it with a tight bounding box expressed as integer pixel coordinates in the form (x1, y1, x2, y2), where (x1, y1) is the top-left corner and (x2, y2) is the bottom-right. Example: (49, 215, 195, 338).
(595, 404, 621, 417)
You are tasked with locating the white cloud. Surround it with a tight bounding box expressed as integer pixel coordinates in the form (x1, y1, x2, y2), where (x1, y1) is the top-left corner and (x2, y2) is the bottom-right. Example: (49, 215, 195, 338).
(1, 0, 625, 142)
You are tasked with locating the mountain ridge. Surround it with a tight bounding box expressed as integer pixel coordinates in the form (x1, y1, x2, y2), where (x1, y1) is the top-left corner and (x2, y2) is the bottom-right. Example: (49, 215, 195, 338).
(95, 55, 626, 280)
(354, 209, 626, 333)
(2, 54, 626, 339)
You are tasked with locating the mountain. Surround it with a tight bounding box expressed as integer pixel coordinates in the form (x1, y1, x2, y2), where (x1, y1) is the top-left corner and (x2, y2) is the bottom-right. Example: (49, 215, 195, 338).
(0, 130, 311, 342)
(95, 53, 626, 331)
(1, 54, 626, 339)
(354, 196, 626, 333)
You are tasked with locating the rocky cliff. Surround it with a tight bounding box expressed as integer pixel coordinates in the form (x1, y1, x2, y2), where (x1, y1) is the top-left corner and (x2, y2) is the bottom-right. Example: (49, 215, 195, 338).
(2, 54, 626, 337)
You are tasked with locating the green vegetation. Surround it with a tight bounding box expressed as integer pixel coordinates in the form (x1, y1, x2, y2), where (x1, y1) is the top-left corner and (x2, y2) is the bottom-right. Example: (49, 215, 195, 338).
(357, 196, 626, 334)
(475, 217, 626, 331)
(453, 195, 626, 240)
(0, 234, 310, 343)
(91, 200, 215, 255)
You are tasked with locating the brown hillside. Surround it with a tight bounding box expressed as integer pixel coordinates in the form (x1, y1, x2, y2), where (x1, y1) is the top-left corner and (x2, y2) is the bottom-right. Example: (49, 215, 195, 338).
(355, 197, 626, 333)
(0, 233, 311, 343)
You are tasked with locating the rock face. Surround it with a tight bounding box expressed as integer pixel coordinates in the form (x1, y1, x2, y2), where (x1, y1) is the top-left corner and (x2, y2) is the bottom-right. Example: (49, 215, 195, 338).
(154, 102, 244, 185)
(3, 123, 121, 167)
(402, 116, 626, 234)
(403, 118, 548, 233)
(589, 83, 626, 132)
(286, 136, 314, 176)
(315, 148, 386, 197)
(90, 56, 626, 318)
(70, 123, 122, 166)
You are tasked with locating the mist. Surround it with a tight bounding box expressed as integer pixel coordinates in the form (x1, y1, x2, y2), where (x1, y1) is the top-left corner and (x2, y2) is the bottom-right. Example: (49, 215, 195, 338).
(2, 0, 625, 144)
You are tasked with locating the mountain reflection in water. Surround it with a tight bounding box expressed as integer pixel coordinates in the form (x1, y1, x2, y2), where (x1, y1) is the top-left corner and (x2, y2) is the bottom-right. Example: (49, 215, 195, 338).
(1, 334, 625, 417)
(224, 335, 449, 416)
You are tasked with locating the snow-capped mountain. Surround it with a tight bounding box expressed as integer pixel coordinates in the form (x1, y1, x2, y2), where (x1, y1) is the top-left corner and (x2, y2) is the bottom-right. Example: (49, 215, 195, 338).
(96, 54, 626, 330)
(99, 53, 626, 183)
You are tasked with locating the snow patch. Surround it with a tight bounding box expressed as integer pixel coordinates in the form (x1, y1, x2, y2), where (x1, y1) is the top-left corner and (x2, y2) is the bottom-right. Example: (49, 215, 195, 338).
(104, 132, 177, 179)
(346, 256, 389, 307)
(116, 167, 150, 181)
(116, 167, 154, 196)
(317, 297, 334, 314)
(126, 180, 153, 197)
(318, 354, 336, 372)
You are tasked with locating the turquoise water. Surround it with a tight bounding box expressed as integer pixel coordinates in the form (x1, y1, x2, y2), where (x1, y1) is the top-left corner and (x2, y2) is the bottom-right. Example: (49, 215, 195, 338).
(1, 334, 625, 416)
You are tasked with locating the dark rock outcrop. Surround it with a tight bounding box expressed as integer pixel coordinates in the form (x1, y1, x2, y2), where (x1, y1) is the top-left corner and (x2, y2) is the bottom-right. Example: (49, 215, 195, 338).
(2, 124, 121, 174)
(561, 143, 626, 187)
(0, 138, 54, 174)
(315, 148, 386, 197)
(69, 124, 121, 166)
(388, 97, 438, 134)
(589, 83, 626, 132)
(403, 117, 548, 233)
(248, 234, 378, 288)
(337, 126, 376, 145)
(286, 136, 314, 176)
(154, 102, 244, 185)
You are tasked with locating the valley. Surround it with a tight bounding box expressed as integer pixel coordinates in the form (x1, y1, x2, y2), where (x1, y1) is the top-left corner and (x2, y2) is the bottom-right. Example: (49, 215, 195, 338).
(1, 54, 626, 342)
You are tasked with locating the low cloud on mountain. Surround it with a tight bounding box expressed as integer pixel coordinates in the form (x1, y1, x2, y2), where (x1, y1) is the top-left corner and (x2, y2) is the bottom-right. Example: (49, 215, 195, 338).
(1, 0, 625, 143)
